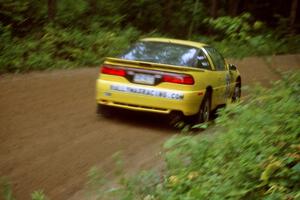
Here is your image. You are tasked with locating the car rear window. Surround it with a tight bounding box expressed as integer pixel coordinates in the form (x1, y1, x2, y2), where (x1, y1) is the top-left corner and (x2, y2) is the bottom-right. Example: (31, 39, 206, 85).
(119, 41, 198, 67)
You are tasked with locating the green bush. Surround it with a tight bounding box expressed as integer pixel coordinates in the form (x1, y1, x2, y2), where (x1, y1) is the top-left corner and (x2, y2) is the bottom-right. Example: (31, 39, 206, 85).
(205, 34, 300, 59)
(1, 11, 300, 73)
(0, 25, 140, 73)
(195, 13, 300, 58)
(111, 72, 300, 199)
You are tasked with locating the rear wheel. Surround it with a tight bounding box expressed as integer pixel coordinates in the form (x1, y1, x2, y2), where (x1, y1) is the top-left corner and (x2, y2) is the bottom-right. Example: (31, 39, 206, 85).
(192, 91, 211, 124)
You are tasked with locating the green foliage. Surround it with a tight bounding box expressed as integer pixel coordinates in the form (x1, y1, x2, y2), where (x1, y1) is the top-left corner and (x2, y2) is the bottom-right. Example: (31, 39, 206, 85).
(199, 13, 300, 58)
(1, 178, 15, 200)
(86, 166, 107, 200)
(31, 190, 47, 200)
(56, 0, 88, 25)
(1, 177, 49, 200)
(111, 72, 300, 199)
(1, 1, 300, 73)
(0, 0, 29, 23)
(0, 25, 140, 73)
(111, 170, 161, 200)
(205, 13, 254, 41)
(167, 0, 206, 37)
(209, 34, 296, 59)
(112, 151, 125, 176)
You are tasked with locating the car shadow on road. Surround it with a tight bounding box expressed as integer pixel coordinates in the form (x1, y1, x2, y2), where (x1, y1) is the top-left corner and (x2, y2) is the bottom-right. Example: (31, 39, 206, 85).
(96, 108, 180, 134)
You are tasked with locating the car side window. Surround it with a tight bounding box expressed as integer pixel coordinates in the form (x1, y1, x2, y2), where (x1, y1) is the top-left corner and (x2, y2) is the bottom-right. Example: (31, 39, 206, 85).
(196, 50, 211, 70)
(204, 47, 226, 71)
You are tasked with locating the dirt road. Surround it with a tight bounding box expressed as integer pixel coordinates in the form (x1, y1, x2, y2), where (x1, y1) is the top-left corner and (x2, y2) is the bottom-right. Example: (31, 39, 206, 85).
(0, 54, 299, 200)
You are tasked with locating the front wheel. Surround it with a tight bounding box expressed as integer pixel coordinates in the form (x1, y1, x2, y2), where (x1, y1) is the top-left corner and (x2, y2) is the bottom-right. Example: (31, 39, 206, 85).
(232, 83, 241, 102)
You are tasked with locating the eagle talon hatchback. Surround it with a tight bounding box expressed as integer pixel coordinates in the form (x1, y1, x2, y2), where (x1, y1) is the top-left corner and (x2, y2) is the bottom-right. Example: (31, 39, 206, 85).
(96, 38, 241, 124)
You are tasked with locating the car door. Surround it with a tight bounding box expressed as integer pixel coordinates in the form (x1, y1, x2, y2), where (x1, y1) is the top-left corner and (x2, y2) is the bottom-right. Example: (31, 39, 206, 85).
(195, 49, 220, 109)
(203, 46, 230, 105)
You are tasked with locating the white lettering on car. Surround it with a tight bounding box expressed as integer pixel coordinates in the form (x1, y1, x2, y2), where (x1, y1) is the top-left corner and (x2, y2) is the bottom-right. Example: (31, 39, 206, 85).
(110, 85, 184, 100)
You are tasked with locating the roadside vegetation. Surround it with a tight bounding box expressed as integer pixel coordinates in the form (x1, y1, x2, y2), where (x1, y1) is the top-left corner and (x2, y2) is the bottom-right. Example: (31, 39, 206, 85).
(1, 178, 47, 200)
(89, 72, 299, 200)
(1, 0, 300, 73)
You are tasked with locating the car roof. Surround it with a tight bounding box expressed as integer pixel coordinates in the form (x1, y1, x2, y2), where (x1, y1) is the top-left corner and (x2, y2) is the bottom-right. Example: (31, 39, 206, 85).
(140, 37, 207, 48)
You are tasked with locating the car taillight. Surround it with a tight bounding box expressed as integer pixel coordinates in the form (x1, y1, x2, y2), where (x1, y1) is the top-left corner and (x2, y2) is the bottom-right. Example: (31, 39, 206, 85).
(162, 74, 194, 85)
(101, 65, 126, 77)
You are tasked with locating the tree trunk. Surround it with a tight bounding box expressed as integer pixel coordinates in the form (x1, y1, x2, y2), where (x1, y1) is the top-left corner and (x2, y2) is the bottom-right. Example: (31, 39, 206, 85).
(188, 0, 199, 39)
(289, 0, 298, 33)
(89, 0, 97, 14)
(163, 0, 173, 32)
(48, 0, 56, 22)
(228, 0, 240, 16)
(210, 0, 218, 18)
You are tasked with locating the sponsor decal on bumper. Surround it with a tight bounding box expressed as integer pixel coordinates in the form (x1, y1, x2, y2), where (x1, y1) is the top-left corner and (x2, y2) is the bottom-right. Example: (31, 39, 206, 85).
(110, 84, 184, 100)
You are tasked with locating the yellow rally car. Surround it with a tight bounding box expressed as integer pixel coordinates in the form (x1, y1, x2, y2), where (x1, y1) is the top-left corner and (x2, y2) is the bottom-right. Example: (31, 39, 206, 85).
(96, 38, 241, 123)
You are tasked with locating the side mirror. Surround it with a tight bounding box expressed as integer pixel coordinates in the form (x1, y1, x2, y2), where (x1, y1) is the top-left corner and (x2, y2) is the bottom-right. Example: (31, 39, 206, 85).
(229, 64, 237, 71)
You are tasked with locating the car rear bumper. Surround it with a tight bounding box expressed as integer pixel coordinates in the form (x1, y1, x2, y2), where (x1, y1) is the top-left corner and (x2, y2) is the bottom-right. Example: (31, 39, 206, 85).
(96, 79, 205, 116)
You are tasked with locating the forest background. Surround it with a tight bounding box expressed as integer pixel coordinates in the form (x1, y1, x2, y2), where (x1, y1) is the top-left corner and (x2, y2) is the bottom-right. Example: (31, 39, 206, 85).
(0, 0, 299, 72)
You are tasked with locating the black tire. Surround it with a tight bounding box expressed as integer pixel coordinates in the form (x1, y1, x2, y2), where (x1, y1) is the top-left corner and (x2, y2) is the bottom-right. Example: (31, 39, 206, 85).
(97, 104, 112, 117)
(192, 91, 211, 124)
(232, 82, 241, 103)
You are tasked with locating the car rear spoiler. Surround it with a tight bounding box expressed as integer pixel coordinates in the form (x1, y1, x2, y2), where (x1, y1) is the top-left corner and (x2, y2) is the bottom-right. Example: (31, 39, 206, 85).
(105, 57, 204, 72)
